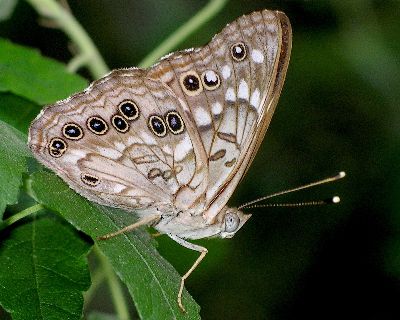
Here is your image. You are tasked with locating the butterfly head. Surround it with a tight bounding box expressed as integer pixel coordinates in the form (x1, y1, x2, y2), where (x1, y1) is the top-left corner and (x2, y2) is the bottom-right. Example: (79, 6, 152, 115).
(217, 207, 251, 239)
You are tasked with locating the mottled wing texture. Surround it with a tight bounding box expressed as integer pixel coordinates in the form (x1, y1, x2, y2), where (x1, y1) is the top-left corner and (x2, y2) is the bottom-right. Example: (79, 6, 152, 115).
(147, 10, 292, 222)
(28, 9, 291, 219)
(29, 68, 208, 212)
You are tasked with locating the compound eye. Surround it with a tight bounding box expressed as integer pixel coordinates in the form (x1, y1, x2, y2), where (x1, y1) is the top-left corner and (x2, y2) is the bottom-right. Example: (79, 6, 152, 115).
(225, 212, 240, 233)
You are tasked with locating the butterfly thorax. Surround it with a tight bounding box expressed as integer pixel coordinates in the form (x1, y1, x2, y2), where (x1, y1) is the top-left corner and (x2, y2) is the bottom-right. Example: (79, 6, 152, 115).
(152, 206, 251, 240)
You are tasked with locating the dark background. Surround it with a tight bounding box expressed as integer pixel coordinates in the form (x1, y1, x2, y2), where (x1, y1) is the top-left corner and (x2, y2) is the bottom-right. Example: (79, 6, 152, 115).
(1, 0, 399, 319)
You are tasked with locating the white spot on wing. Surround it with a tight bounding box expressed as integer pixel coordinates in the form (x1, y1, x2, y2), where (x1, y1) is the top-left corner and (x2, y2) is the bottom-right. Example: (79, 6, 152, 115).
(251, 49, 264, 64)
(238, 79, 249, 100)
(250, 89, 261, 109)
(114, 142, 126, 152)
(174, 135, 193, 162)
(194, 107, 212, 126)
(162, 145, 173, 155)
(204, 70, 218, 83)
(140, 132, 157, 145)
(113, 184, 126, 193)
(212, 102, 223, 116)
(225, 87, 236, 102)
(97, 147, 121, 160)
(127, 136, 142, 145)
(221, 65, 231, 79)
(63, 149, 87, 164)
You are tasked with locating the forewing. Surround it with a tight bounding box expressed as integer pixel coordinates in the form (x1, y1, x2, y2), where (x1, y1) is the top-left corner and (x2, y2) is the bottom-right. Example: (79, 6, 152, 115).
(147, 10, 292, 221)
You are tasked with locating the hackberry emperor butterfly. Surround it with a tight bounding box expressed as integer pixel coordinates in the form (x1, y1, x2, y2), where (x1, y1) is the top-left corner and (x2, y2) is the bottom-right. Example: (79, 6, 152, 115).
(28, 9, 292, 311)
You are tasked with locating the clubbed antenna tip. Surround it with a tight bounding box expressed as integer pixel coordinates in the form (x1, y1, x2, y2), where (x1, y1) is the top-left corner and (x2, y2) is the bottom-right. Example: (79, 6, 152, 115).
(238, 171, 346, 210)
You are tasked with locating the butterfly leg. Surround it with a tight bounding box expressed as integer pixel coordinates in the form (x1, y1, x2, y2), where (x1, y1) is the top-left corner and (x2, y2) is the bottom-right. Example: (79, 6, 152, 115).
(168, 233, 208, 313)
(98, 213, 161, 240)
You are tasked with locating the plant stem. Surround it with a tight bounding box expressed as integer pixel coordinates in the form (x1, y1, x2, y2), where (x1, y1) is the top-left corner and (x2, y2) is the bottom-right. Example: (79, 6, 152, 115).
(67, 53, 89, 73)
(26, 0, 109, 78)
(0, 204, 44, 231)
(93, 245, 130, 320)
(84, 260, 106, 306)
(138, 0, 229, 68)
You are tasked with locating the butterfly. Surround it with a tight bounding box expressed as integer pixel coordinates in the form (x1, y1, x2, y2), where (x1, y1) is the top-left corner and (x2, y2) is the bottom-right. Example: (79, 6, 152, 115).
(28, 9, 292, 312)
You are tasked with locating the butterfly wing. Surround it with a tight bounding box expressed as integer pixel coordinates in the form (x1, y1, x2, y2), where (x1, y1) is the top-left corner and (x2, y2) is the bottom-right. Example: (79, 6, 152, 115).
(29, 68, 208, 212)
(147, 10, 292, 222)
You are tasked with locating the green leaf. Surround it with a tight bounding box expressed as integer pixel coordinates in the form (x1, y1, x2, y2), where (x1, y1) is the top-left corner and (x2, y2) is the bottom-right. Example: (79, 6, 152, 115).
(0, 93, 40, 133)
(31, 171, 201, 319)
(0, 215, 91, 320)
(0, 38, 87, 105)
(0, 120, 31, 219)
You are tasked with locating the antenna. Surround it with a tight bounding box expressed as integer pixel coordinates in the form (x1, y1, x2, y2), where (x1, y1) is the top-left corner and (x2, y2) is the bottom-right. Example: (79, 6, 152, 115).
(242, 196, 341, 209)
(238, 172, 345, 210)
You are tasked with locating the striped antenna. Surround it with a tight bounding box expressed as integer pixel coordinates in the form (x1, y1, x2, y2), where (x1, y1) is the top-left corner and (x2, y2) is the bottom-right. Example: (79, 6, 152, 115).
(238, 172, 345, 210)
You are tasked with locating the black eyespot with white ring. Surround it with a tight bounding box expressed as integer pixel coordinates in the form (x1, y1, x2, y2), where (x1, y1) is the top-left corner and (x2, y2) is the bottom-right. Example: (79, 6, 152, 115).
(111, 115, 129, 133)
(179, 70, 203, 96)
(230, 42, 247, 61)
(201, 70, 220, 90)
(165, 111, 185, 135)
(62, 123, 83, 140)
(48, 137, 67, 158)
(118, 100, 140, 121)
(81, 173, 100, 186)
(183, 74, 200, 91)
(87, 116, 108, 135)
(148, 115, 167, 137)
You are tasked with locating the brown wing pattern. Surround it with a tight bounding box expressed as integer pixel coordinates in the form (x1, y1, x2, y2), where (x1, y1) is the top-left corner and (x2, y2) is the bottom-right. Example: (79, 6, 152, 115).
(147, 10, 292, 221)
(29, 10, 291, 220)
(29, 69, 207, 212)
